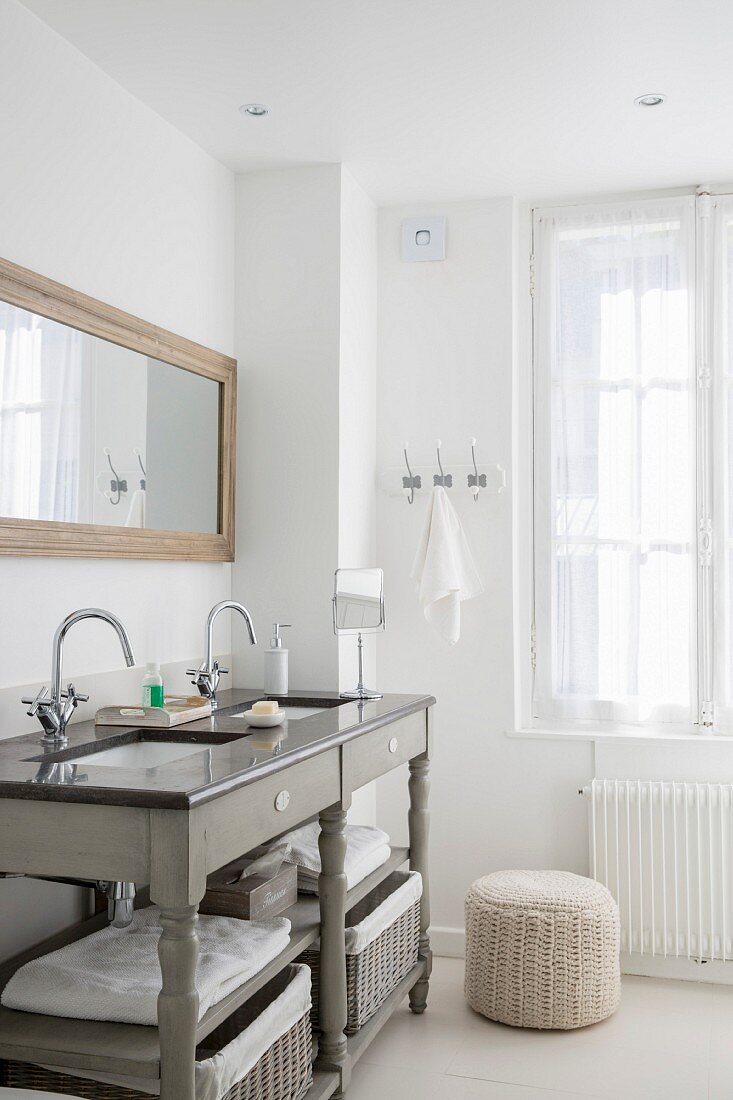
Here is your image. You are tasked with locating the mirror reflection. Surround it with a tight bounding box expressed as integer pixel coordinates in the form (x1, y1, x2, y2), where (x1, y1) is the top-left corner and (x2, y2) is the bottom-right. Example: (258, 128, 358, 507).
(333, 567, 385, 633)
(0, 300, 220, 534)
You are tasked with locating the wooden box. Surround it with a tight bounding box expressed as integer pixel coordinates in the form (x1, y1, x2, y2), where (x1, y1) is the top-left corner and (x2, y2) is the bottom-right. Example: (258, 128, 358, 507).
(200, 857, 298, 921)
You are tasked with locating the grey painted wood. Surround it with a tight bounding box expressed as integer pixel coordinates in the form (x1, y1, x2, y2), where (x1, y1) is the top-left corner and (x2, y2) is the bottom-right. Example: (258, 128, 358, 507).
(149, 810, 205, 1100)
(150, 809, 207, 908)
(0, 800, 149, 881)
(347, 711, 426, 790)
(156, 905, 199, 1100)
(408, 720, 432, 1015)
(308, 1068, 341, 1100)
(347, 959, 427, 1066)
(316, 806, 350, 1095)
(200, 749, 341, 875)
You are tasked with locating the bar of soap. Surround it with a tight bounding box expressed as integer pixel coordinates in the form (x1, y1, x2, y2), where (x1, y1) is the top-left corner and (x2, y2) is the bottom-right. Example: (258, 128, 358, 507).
(252, 700, 279, 715)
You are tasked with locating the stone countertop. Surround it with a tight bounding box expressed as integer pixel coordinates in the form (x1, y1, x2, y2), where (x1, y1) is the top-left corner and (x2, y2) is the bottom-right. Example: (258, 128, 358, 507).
(0, 689, 434, 810)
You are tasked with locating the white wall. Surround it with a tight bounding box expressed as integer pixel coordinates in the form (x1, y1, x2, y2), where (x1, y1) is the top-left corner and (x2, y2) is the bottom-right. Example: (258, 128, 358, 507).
(232, 166, 343, 692)
(338, 169, 378, 821)
(232, 165, 378, 821)
(146, 360, 220, 534)
(338, 169, 378, 699)
(0, 0, 235, 957)
(374, 199, 593, 954)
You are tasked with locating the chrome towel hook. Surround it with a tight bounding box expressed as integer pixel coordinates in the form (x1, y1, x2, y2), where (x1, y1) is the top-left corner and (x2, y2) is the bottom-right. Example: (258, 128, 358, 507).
(401, 441, 421, 504)
(467, 437, 487, 501)
(433, 439, 453, 488)
(133, 447, 146, 490)
(103, 448, 127, 505)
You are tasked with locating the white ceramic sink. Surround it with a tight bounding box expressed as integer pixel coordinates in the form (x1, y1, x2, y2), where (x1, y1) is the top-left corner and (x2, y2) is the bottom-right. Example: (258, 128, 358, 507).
(72, 741, 211, 768)
(232, 705, 327, 720)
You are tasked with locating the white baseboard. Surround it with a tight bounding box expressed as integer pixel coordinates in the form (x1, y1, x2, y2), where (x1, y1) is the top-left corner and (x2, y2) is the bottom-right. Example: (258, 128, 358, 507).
(621, 951, 733, 985)
(431, 925, 465, 958)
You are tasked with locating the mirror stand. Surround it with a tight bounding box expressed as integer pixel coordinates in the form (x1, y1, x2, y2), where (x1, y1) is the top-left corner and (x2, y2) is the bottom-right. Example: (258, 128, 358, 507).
(340, 631, 383, 701)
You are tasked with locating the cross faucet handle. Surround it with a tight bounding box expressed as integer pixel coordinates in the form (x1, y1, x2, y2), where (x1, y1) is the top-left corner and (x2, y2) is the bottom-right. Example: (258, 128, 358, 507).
(64, 683, 90, 706)
(21, 686, 52, 716)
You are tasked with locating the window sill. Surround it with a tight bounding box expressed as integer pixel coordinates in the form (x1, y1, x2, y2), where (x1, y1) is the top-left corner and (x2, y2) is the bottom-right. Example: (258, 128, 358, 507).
(506, 726, 733, 745)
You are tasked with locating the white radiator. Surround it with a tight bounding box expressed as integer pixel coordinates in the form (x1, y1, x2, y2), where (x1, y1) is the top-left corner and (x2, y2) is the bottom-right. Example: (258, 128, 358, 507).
(583, 779, 733, 963)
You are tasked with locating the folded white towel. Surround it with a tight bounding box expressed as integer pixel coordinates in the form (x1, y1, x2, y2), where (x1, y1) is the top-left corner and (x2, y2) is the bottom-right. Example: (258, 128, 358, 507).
(298, 844, 392, 895)
(257, 822, 391, 894)
(1, 906, 291, 1026)
(411, 485, 483, 645)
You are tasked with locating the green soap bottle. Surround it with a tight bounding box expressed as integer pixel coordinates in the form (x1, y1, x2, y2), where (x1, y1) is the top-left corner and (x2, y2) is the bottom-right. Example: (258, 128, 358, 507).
(142, 662, 165, 708)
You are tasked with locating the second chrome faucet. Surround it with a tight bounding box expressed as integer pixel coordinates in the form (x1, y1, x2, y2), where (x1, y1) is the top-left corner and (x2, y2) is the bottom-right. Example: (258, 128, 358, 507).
(22, 608, 136, 745)
(188, 600, 257, 709)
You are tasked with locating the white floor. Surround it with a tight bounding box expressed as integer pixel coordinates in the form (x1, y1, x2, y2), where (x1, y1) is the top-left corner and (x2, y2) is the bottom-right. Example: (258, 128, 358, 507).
(347, 957, 733, 1100)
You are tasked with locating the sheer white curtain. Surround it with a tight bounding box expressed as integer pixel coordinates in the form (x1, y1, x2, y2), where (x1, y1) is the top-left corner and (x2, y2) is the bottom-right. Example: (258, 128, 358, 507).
(0, 303, 84, 522)
(533, 198, 697, 727)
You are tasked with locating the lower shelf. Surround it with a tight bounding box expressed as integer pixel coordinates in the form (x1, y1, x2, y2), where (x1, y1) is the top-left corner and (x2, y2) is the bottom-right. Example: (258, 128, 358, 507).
(347, 958, 427, 1067)
(0, 847, 411, 1080)
(307, 1067, 340, 1099)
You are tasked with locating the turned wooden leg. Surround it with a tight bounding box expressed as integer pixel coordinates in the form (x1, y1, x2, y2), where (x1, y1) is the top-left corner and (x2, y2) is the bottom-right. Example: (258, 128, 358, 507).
(316, 806, 350, 1094)
(157, 905, 200, 1100)
(409, 752, 432, 1014)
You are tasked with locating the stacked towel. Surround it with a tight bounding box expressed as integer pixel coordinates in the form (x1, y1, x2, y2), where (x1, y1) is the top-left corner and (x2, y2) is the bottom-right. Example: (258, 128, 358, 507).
(1, 906, 291, 1026)
(252, 823, 391, 894)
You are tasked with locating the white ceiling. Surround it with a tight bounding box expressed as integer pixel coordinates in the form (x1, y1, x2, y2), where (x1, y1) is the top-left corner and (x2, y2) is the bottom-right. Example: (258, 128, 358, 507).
(20, 0, 733, 205)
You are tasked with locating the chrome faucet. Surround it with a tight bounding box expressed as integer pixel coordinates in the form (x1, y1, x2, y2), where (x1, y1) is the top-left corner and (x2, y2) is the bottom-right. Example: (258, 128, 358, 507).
(188, 600, 257, 709)
(22, 608, 136, 745)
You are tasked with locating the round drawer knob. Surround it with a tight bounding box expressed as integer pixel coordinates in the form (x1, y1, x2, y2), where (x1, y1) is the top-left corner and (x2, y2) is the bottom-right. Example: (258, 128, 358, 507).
(275, 790, 290, 812)
(388, 737, 398, 754)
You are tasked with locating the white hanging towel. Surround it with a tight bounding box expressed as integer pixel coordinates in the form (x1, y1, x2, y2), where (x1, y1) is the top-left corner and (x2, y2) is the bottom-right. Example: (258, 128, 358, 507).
(124, 487, 146, 528)
(411, 485, 483, 645)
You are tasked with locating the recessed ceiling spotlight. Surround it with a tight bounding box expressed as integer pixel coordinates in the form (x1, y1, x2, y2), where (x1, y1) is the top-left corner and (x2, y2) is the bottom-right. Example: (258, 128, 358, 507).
(634, 93, 666, 108)
(239, 103, 269, 117)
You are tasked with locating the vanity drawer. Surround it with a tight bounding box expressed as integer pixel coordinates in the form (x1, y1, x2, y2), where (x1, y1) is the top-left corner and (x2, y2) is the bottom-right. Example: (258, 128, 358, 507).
(347, 710, 428, 791)
(202, 749, 341, 872)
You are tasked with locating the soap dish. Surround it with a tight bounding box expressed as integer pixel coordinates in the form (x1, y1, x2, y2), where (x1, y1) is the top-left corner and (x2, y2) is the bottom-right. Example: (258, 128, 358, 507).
(242, 709, 286, 729)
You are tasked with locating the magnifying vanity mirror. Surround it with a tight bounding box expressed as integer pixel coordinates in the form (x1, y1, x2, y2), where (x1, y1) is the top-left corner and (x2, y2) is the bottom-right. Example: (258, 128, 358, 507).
(332, 567, 385, 700)
(0, 256, 235, 560)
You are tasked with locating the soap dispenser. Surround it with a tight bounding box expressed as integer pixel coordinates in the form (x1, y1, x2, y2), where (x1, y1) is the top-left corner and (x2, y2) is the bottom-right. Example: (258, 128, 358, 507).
(264, 623, 291, 695)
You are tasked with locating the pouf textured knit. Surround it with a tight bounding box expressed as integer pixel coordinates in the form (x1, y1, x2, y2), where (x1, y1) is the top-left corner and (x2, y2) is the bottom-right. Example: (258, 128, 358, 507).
(464, 869, 620, 1030)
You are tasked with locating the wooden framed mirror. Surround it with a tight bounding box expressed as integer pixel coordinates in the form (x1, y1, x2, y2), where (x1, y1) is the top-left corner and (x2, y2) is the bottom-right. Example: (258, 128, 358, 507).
(0, 256, 235, 560)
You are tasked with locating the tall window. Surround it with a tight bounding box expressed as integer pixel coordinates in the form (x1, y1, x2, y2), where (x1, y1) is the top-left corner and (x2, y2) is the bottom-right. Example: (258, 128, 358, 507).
(532, 194, 733, 732)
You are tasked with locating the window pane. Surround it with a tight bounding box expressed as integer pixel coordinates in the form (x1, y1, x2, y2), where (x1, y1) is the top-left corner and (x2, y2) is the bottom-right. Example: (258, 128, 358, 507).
(535, 201, 695, 725)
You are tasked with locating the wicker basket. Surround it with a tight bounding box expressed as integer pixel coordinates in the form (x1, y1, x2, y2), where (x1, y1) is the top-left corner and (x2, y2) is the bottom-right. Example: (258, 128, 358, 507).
(301, 870, 421, 1034)
(0, 967, 313, 1100)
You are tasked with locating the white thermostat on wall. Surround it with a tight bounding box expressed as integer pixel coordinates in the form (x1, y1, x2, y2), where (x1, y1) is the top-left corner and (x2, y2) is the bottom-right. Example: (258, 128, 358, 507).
(401, 216, 446, 262)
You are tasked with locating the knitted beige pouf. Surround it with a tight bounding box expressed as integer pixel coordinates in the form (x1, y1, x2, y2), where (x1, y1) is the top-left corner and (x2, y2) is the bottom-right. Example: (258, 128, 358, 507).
(465, 870, 620, 1030)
